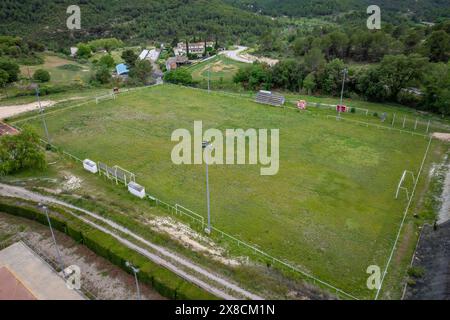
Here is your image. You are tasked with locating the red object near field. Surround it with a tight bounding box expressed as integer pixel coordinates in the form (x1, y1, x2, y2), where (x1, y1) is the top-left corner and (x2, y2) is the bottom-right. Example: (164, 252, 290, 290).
(297, 100, 307, 110)
(336, 105, 348, 113)
(0, 122, 20, 137)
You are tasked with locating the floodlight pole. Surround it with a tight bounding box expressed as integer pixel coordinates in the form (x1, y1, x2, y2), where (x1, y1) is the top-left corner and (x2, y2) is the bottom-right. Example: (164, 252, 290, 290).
(203, 141, 212, 234)
(40, 204, 65, 276)
(126, 261, 141, 300)
(36, 86, 51, 144)
(338, 68, 348, 119)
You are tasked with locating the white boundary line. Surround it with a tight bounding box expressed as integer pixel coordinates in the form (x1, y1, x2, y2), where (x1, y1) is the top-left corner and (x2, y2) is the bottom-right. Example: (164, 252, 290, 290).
(12, 83, 437, 300)
(375, 136, 433, 300)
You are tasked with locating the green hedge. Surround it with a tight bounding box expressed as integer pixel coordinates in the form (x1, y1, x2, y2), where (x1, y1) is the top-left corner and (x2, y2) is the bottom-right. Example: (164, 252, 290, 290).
(0, 199, 218, 300)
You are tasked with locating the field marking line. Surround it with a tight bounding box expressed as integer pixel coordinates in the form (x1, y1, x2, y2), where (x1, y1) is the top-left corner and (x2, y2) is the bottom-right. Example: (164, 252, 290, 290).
(375, 136, 433, 300)
(10, 84, 159, 125)
(37, 142, 359, 300)
(15, 83, 428, 299)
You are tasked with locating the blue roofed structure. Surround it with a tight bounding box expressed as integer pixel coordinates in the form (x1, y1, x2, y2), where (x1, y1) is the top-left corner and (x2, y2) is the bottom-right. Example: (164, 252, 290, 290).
(116, 63, 129, 76)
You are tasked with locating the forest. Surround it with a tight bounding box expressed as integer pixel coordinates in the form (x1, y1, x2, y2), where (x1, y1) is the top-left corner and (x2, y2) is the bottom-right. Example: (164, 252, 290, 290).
(1, 0, 449, 115)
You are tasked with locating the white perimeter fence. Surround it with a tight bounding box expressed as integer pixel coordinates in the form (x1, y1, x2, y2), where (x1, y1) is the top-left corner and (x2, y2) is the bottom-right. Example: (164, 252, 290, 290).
(12, 83, 444, 300)
(31, 136, 359, 300)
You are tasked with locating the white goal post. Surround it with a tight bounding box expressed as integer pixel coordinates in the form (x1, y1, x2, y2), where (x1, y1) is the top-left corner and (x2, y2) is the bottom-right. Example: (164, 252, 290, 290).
(395, 170, 416, 200)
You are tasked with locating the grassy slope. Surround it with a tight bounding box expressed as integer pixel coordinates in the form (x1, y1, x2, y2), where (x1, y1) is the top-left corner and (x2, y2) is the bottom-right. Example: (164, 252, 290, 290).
(188, 56, 248, 82)
(19, 54, 93, 85)
(18, 84, 442, 298)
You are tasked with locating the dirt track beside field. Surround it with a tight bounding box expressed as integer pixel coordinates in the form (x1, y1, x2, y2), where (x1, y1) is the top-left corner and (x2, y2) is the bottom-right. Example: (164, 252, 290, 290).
(404, 221, 450, 300)
(0, 101, 55, 120)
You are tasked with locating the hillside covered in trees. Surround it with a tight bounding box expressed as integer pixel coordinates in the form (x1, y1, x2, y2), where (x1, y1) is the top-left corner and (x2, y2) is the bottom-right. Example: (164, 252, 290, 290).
(225, 0, 450, 21)
(0, 0, 276, 49)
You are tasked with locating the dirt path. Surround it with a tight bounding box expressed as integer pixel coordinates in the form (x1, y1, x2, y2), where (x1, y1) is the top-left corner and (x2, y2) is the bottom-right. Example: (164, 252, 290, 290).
(438, 163, 450, 225)
(0, 101, 55, 120)
(0, 183, 263, 300)
(0, 214, 164, 300)
(404, 222, 450, 300)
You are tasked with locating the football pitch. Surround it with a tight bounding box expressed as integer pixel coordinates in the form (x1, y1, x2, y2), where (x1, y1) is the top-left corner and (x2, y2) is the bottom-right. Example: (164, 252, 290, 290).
(21, 84, 434, 298)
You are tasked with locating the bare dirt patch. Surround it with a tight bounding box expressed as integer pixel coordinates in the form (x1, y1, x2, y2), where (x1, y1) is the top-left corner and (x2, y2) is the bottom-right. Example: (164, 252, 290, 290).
(0, 101, 55, 120)
(433, 133, 450, 142)
(145, 216, 242, 267)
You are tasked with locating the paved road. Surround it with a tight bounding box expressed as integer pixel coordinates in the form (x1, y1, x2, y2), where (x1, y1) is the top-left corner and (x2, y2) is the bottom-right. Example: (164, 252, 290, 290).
(0, 183, 263, 300)
(220, 46, 279, 66)
(220, 46, 253, 64)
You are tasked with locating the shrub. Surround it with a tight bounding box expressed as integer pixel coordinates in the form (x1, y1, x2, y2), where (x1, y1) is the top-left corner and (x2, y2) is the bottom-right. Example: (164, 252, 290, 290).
(98, 55, 115, 68)
(0, 60, 20, 82)
(57, 64, 83, 72)
(95, 67, 112, 84)
(0, 127, 46, 176)
(33, 69, 51, 82)
(163, 69, 193, 85)
(408, 266, 425, 278)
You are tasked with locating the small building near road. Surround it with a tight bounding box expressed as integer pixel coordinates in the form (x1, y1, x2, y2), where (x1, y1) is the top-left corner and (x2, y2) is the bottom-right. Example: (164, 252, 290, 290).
(175, 41, 214, 56)
(0, 242, 84, 300)
(165, 56, 189, 71)
(116, 63, 129, 76)
(138, 49, 150, 61)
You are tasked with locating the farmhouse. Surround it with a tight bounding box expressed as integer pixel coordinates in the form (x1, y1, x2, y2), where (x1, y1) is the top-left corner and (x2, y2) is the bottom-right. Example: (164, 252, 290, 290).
(175, 41, 214, 56)
(166, 56, 189, 71)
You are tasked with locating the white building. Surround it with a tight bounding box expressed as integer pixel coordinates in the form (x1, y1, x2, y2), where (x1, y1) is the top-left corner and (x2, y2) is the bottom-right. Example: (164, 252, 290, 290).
(175, 42, 214, 56)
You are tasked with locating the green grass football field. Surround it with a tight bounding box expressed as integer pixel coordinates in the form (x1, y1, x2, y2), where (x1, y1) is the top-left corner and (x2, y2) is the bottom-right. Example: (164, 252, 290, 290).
(21, 84, 435, 297)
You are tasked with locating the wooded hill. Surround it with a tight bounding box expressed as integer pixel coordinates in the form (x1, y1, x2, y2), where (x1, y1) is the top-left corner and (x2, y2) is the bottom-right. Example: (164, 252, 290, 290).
(0, 0, 276, 49)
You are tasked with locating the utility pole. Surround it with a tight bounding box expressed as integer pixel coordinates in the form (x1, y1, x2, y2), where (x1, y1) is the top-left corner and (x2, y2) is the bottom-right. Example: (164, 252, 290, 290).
(126, 261, 141, 300)
(40, 204, 65, 276)
(36, 86, 51, 145)
(202, 141, 212, 234)
(338, 68, 348, 119)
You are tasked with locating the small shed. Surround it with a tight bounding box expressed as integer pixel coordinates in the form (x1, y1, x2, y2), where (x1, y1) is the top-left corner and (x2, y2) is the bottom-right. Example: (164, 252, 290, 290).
(128, 182, 146, 199)
(83, 159, 98, 174)
(139, 49, 150, 60)
(116, 63, 129, 76)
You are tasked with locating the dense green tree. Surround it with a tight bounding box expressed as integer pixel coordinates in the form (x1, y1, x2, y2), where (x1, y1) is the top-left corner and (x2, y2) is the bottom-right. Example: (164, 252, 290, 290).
(302, 72, 316, 95)
(98, 54, 116, 68)
(0, 60, 20, 82)
(356, 67, 389, 101)
(422, 62, 450, 115)
(260, 32, 281, 52)
(87, 38, 123, 52)
(121, 49, 138, 66)
(164, 68, 193, 85)
(33, 69, 50, 83)
(129, 60, 153, 84)
(304, 47, 326, 72)
(423, 30, 450, 62)
(271, 59, 305, 92)
(378, 54, 428, 100)
(95, 67, 112, 84)
(318, 59, 346, 95)
(77, 44, 92, 59)
(233, 63, 272, 90)
(0, 69, 8, 87)
(0, 127, 46, 176)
